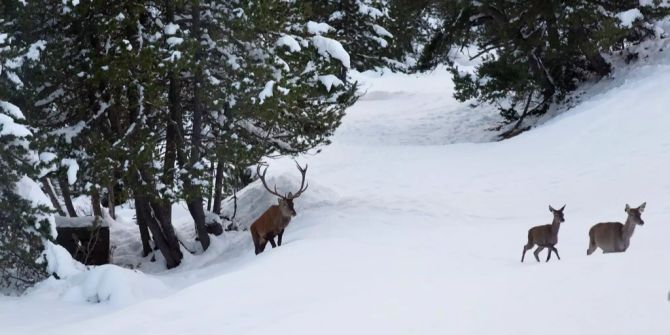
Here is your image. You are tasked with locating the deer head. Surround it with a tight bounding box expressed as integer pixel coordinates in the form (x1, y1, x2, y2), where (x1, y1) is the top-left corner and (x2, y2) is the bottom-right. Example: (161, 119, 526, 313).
(257, 161, 309, 218)
(625, 202, 646, 226)
(549, 205, 565, 222)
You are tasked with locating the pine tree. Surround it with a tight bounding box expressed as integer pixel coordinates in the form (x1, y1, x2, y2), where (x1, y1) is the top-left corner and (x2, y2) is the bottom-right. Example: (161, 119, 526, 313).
(0, 9, 53, 291)
(417, 0, 668, 136)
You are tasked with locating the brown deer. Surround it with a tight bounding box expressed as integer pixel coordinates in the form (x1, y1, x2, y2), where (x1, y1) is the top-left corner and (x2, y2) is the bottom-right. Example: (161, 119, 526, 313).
(250, 162, 308, 255)
(521, 205, 565, 262)
(586, 202, 646, 255)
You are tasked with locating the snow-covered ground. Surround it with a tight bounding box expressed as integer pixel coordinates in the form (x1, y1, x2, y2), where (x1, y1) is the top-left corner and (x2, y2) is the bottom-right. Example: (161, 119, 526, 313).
(3, 38, 670, 334)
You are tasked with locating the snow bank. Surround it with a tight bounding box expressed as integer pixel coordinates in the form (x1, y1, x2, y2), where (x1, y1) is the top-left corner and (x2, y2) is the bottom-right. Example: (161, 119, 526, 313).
(30, 264, 168, 306)
(43, 241, 85, 279)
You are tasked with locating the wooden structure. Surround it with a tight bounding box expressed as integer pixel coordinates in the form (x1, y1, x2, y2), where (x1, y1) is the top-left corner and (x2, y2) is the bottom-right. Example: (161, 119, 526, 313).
(55, 216, 110, 265)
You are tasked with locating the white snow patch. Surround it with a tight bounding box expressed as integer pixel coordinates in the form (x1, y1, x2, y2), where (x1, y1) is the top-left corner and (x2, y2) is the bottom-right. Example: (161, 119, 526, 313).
(258, 80, 275, 104)
(166, 37, 183, 47)
(164, 23, 180, 35)
(617, 8, 643, 28)
(276, 35, 301, 53)
(306, 21, 334, 35)
(0, 101, 25, 119)
(61, 159, 79, 185)
(0, 113, 31, 137)
(373, 24, 393, 38)
(318, 74, 344, 92)
(311, 36, 351, 68)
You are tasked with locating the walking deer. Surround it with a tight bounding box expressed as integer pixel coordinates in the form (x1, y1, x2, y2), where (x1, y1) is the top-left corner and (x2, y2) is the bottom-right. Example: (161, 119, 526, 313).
(250, 162, 308, 255)
(521, 205, 565, 262)
(586, 202, 646, 255)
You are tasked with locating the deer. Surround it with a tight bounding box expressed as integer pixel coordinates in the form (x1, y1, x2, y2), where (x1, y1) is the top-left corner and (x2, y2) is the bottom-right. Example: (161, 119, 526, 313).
(250, 162, 308, 255)
(521, 205, 565, 263)
(586, 202, 646, 255)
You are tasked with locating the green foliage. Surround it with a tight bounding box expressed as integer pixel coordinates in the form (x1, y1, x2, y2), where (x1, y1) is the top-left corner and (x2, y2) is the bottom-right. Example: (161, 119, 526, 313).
(418, 0, 665, 123)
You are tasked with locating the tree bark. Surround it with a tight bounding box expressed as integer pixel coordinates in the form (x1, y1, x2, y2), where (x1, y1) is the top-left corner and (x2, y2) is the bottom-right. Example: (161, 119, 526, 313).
(212, 158, 225, 215)
(58, 174, 78, 217)
(187, 0, 210, 251)
(40, 176, 65, 216)
(134, 196, 153, 257)
(135, 193, 180, 268)
(107, 179, 116, 219)
(91, 186, 103, 218)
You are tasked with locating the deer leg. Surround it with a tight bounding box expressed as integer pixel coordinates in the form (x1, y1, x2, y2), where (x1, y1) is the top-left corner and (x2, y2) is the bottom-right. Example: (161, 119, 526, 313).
(586, 237, 597, 255)
(277, 229, 284, 246)
(546, 247, 552, 262)
(521, 243, 533, 262)
(551, 247, 561, 260)
(533, 246, 545, 262)
(267, 235, 277, 248)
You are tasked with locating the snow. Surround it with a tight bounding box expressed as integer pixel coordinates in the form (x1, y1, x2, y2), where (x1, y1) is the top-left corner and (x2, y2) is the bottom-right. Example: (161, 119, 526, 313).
(318, 74, 344, 92)
(258, 80, 275, 104)
(311, 35, 351, 68)
(306, 21, 333, 35)
(0, 101, 31, 137)
(166, 37, 183, 47)
(164, 23, 179, 35)
(60, 158, 79, 185)
(14, 176, 57, 237)
(55, 216, 111, 228)
(617, 8, 644, 28)
(42, 242, 84, 279)
(373, 24, 393, 38)
(26, 40, 46, 61)
(276, 35, 301, 53)
(640, 0, 670, 7)
(0, 100, 25, 119)
(2, 36, 670, 335)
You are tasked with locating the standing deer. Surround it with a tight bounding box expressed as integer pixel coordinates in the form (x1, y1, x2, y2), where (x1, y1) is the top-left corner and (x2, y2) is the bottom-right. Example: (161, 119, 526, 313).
(521, 205, 565, 262)
(586, 202, 646, 255)
(250, 162, 308, 255)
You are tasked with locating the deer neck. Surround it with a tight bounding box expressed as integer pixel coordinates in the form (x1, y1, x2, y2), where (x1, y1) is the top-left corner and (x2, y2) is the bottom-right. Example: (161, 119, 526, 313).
(550, 217, 561, 235)
(622, 216, 637, 241)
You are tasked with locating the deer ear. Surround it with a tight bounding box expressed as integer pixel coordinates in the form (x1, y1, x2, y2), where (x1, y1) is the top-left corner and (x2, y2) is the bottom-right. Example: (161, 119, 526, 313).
(625, 204, 630, 212)
(639, 202, 646, 212)
(549, 205, 555, 212)
(560, 205, 565, 211)
(277, 198, 282, 205)
(287, 192, 293, 198)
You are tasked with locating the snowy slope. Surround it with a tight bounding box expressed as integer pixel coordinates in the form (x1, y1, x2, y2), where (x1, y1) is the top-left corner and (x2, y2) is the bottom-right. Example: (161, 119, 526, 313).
(2, 41, 670, 334)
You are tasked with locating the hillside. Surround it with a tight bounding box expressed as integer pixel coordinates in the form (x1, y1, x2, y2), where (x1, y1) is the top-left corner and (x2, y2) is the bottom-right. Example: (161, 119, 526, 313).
(2, 39, 670, 335)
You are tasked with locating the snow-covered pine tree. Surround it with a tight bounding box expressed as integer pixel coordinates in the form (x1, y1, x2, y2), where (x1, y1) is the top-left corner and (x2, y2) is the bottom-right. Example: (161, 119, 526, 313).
(0, 13, 53, 293)
(417, 0, 669, 136)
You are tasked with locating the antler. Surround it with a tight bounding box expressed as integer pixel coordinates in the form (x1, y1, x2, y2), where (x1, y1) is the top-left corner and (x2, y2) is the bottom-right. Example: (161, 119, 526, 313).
(257, 164, 285, 198)
(287, 161, 309, 199)
(256, 162, 309, 199)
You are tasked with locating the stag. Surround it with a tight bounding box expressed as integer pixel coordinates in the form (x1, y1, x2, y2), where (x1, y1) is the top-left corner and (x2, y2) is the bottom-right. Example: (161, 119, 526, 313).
(250, 162, 308, 255)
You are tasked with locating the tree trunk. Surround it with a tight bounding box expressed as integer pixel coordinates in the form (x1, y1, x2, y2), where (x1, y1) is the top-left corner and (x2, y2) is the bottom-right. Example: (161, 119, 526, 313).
(40, 176, 65, 216)
(134, 197, 153, 257)
(187, 1, 210, 251)
(135, 193, 180, 268)
(212, 158, 225, 215)
(91, 186, 103, 218)
(107, 179, 116, 219)
(58, 174, 78, 217)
